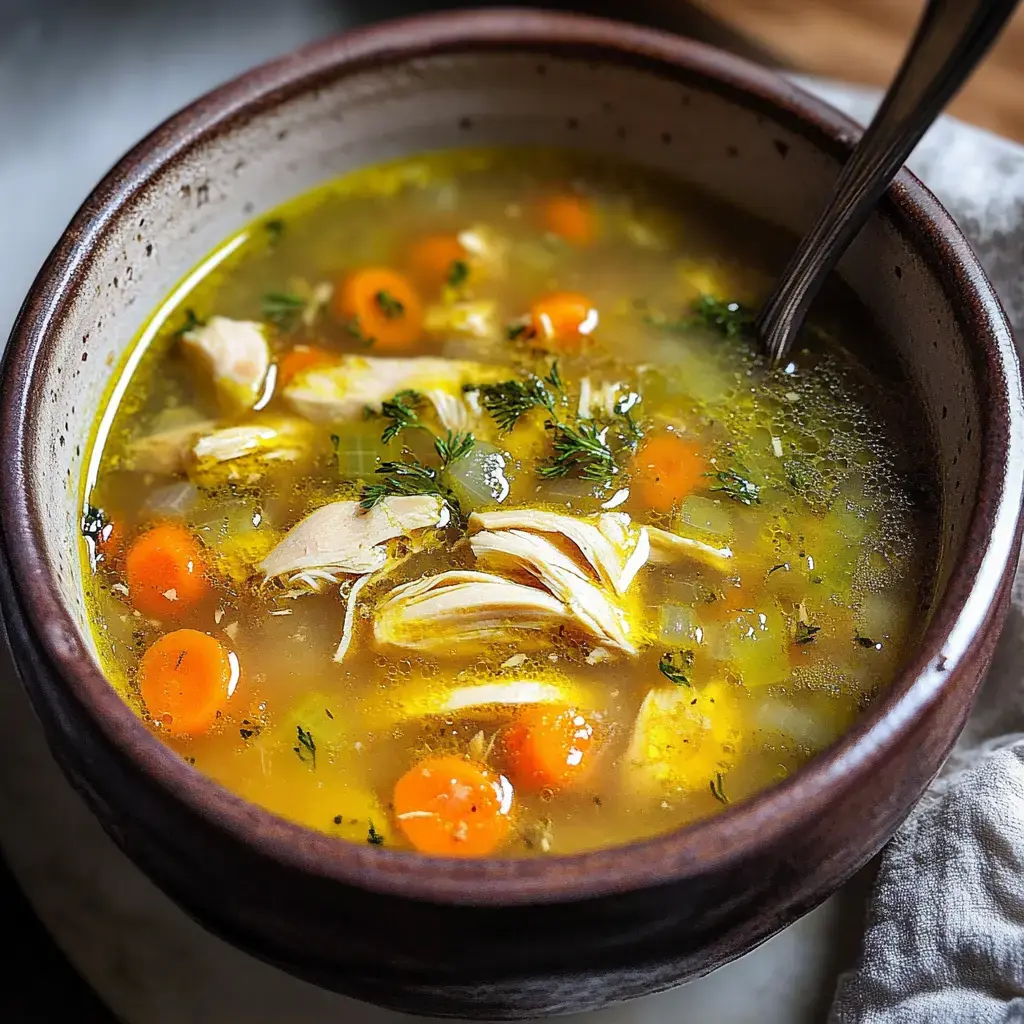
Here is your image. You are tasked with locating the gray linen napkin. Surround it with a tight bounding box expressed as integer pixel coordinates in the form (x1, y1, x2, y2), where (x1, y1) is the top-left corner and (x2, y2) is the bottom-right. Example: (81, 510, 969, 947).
(796, 80, 1024, 1024)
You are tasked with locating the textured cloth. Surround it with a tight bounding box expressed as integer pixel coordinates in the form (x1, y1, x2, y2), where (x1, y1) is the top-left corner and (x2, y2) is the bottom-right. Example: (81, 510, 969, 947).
(797, 81, 1024, 1024)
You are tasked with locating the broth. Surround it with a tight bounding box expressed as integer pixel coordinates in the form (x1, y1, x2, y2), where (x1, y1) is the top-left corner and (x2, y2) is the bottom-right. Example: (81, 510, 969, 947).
(80, 148, 937, 857)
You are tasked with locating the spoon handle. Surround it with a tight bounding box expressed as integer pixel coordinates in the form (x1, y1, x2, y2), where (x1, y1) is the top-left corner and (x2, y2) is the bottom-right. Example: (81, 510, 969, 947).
(757, 0, 1020, 366)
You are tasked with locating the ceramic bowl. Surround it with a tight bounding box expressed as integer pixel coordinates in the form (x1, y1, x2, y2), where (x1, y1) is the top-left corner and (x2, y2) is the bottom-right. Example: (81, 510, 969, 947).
(1, 10, 1022, 1019)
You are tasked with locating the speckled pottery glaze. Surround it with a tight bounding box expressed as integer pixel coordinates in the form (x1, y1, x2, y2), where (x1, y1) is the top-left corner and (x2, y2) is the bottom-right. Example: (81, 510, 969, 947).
(1, 10, 1021, 1020)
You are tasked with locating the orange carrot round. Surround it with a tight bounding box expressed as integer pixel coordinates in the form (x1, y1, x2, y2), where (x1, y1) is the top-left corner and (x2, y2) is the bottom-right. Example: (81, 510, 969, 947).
(503, 706, 597, 791)
(333, 267, 423, 350)
(125, 524, 207, 619)
(632, 434, 705, 512)
(407, 234, 466, 292)
(276, 344, 333, 385)
(529, 292, 598, 352)
(393, 754, 513, 857)
(139, 629, 236, 736)
(542, 194, 597, 246)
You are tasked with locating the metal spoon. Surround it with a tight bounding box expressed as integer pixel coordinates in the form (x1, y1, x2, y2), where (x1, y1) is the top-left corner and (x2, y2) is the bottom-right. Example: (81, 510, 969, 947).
(757, 0, 1020, 366)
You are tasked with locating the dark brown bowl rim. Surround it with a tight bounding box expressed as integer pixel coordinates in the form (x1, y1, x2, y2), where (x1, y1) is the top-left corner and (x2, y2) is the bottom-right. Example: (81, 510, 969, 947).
(2, 8, 1022, 906)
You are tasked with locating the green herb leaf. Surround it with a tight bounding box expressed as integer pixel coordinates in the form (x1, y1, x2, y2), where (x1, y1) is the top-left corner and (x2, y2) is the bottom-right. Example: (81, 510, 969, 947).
(447, 259, 470, 289)
(375, 289, 405, 319)
(367, 820, 385, 846)
(707, 467, 761, 505)
(538, 420, 618, 482)
(544, 360, 564, 393)
(264, 219, 285, 244)
(294, 725, 316, 768)
(658, 650, 694, 687)
(434, 430, 475, 468)
(506, 319, 535, 341)
(710, 772, 729, 804)
(855, 634, 881, 649)
(689, 295, 755, 338)
(794, 621, 821, 646)
(173, 308, 203, 339)
(377, 389, 424, 443)
(478, 377, 555, 432)
(262, 292, 307, 329)
(359, 458, 446, 511)
(346, 315, 374, 346)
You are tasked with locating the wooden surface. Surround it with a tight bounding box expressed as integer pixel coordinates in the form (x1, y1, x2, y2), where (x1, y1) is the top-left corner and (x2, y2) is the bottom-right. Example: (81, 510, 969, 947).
(694, 0, 1024, 141)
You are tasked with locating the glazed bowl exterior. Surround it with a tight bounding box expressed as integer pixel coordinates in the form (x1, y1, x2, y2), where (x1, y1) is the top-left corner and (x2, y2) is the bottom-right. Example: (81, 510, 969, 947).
(1, 10, 1022, 1019)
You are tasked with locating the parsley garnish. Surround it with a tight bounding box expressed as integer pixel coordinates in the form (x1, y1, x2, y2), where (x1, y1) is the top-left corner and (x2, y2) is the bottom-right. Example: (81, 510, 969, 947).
(434, 430, 475, 468)
(447, 259, 470, 288)
(294, 725, 316, 768)
(375, 289, 405, 319)
(378, 389, 424, 443)
(707, 467, 761, 505)
(262, 292, 306, 329)
(367, 820, 385, 846)
(658, 650, 694, 687)
(710, 772, 729, 804)
(538, 420, 617, 481)
(794, 622, 821, 646)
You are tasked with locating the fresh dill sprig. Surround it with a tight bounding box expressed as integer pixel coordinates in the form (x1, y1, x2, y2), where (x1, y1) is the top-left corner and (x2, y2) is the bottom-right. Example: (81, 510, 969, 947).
(645, 294, 754, 340)
(538, 420, 617, 482)
(545, 360, 565, 394)
(378, 389, 424, 443)
(294, 725, 316, 768)
(794, 621, 821, 646)
(359, 458, 446, 510)
(434, 430, 475, 468)
(262, 292, 306, 329)
(658, 650, 694, 687)
(447, 259, 470, 289)
(707, 467, 761, 505)
(710, 772, 729, 804)
(375, 289, 405, 319)
(477, 377, 555, 432)
(613, 390, 644, 445)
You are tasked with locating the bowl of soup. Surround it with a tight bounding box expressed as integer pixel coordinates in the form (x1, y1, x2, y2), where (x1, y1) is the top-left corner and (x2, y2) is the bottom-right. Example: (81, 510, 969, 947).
(1, 9, 1021, 1019)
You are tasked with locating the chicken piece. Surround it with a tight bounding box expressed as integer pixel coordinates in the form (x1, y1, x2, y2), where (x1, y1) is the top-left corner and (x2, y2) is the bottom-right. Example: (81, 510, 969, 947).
(283, 355, 508, 424)
(424, 299, 498, 341)
(181, 316, 270, 412)
(457, 224, 508, 280)
(646, 525, 733, 573)
(192, 418, 313, 466)
(128, 418, 216, 475)
(260, 495, 444, 587)
(373, 570, 572, 652)
(470, 529, 638, 655)
(423, 388, 470, 433)
(469, 509, 650, 595)
(623, 681, 744, 798)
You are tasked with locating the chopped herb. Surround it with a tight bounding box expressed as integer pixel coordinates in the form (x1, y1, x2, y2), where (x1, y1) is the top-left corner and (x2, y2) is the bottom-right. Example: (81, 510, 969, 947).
(377, 389, 424, 443)
(614, 391, 644, 443)
(367, 820, 385, 846)
(538, 420, 617, 482)
(173, 308, 203, 339)
(239, 719, 261, 742)
(262, 292, 306, 329)
(375, 289, 405, 319)
(855, 634, 881, 649)
(184, 756, 196, 766)
(766, 563, 790, 577)
(447, 259, 470, 289)
(346, 315, 373, 346)
(293, 725, 316, 768)
(264, 219, 285, 244)
(478, 377, 555, 432)
(794, 621, 821, 646)
(360, 458, 446, 511)
(325, 708, 334, 720)
(333, 814, 343, 825)
(710, 772, 729, 804)
(690, 295, 755, 339)
(506, 319, 535, 341)
(658, 650, 694, 687)
(707, 467, 761, 505)
(434, 430, 475, 468)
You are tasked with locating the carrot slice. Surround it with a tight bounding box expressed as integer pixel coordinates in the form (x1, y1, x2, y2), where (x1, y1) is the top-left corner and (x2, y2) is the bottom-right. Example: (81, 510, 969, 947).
(333, 267, 423, 350)
(277, 344, 333, 385)
(139, 629, 235, 736)
(393, 754, 513, 857)
(125, 524, 207, 619)
(632, 434, 705, 513)
(529, 292, 598, 352)
(407, 234, 466, 292)
(542, 194, 597, 246)
(503, 706, 597, 791)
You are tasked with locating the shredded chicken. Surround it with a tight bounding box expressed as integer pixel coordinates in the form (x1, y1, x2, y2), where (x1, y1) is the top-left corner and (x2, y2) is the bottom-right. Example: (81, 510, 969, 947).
(192, 418, 312, 468)
(423, 388, 470, 433)
(470, 529, 637, 654)
(646, 525, 733, 573)
(181, 316, 270, 412)
(373, 570, 573, 651)
(469, 509, 650, 595)
(283, 355, 507, 423)
(424, 300, 497, 340)
(128, 419, 216, 475)
(333, 574, 373, 664)
(260, 496, 444, 584)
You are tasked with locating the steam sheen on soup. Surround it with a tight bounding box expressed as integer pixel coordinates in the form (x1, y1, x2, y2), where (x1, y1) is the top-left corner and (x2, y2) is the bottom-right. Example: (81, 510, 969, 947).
(80, 149, 936, 858)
